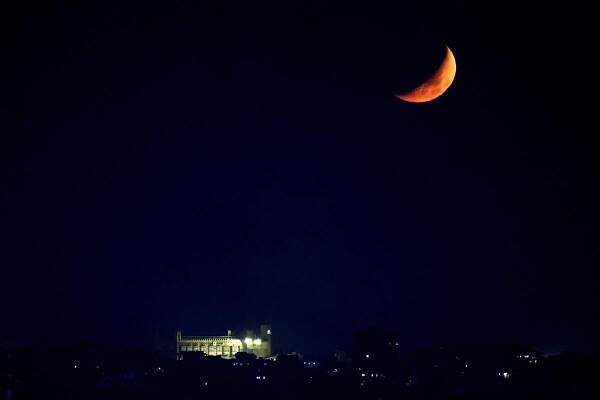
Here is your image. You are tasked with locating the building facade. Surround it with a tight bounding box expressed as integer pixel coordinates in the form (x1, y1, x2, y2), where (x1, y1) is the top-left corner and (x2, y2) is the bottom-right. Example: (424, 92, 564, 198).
(176, 325, 272, 360)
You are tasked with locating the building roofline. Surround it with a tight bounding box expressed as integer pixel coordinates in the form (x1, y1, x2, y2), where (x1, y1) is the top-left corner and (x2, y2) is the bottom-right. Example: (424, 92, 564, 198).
(179, 336, 241, 340)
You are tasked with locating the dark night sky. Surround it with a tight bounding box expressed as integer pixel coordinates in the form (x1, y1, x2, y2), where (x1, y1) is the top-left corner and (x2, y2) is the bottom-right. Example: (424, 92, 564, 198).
(1, 1, 599, 355)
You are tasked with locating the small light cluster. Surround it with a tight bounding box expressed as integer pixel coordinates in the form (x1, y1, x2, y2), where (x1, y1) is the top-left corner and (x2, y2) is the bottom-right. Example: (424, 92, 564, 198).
(498, 370, 511, 379)
(244, 337, 262, 346)
(232, 361, 251, 367)
(361, 372, 385, 378)
(517, 353, 539, 365)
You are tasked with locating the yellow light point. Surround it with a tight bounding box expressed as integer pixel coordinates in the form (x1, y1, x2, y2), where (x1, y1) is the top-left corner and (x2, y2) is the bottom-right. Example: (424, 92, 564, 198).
(253, 338, 262, 345)
(244, 337, 253, 345)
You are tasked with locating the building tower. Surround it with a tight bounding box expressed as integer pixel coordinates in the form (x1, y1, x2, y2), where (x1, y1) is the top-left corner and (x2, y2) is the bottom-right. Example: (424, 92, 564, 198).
(260, 324, 272, 358)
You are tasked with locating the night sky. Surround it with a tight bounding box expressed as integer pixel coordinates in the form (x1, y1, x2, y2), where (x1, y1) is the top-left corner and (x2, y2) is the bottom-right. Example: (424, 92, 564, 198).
(2, 1, 598, 355)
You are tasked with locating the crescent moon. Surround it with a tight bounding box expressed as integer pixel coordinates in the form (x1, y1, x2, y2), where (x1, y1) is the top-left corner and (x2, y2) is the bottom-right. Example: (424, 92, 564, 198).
(396, 46, 456, 103)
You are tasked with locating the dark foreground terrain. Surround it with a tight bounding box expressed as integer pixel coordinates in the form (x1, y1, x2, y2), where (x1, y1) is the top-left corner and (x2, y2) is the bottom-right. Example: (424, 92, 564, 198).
(2, 340, 599, 400)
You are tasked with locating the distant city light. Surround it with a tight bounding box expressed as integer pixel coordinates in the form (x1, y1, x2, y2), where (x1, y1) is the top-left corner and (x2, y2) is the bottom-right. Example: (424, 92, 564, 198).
(253, 338, 262, 345)
(244, 337, 253, 345)
(365, 353, 370, 359)
(499, 371, 511, 379)
(267, 329, 271, 335)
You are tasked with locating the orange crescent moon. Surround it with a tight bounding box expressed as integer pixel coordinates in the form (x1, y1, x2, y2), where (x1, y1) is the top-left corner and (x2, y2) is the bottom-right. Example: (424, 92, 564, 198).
(396, 46, 456, 103)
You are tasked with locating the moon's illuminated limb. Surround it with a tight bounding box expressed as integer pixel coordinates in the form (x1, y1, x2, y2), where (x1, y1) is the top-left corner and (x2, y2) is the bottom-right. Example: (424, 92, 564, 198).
(396, 46, 456, 103)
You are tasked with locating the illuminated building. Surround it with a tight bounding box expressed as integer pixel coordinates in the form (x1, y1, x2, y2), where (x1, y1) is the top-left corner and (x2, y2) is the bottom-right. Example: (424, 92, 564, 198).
(176, 325, 272, 360)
